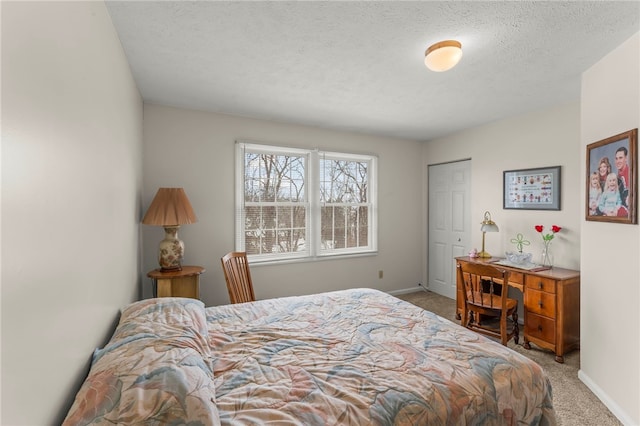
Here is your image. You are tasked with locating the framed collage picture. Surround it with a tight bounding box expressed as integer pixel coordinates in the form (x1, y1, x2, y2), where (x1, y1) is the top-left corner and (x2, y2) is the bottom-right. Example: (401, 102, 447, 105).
(586, 128, 638, 224)
(503, 166, 561, 210)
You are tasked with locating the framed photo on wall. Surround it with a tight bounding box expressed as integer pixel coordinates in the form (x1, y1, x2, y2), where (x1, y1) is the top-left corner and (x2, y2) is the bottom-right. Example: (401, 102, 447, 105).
(586, 128, 638, 224)
(503, 166, 561, 210)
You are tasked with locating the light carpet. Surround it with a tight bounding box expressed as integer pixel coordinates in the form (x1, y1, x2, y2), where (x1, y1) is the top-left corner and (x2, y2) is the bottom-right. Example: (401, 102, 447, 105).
(396, 290, 621, 426)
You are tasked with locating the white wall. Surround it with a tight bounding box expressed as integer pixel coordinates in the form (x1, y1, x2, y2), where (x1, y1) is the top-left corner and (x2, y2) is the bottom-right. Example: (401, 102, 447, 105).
(422, 102, 582, 272)
(580, 32, 639, 425)
(142, 104, 424, 306)
(1, 2, 143, 424)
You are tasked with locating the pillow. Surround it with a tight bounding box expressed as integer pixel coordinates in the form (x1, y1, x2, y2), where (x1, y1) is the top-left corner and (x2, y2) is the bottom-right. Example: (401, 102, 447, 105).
(63, 298, 220, 425)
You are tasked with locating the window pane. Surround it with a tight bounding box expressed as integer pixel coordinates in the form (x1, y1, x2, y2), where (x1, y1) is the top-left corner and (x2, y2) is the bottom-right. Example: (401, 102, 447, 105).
(245, 206, 261, 230)
(358, 206, 369, 247)
(320, 158, 368, 204)
(319, 157, 370, 253)
(345, 206, 357, 248)
(333, 206, 346, 249)
(320, 205, 369, 250)
(245, 231, 261, 255)
(276, 155, 303, 201)
(245, 153, 306, 202)
(320, 206, 335, 249)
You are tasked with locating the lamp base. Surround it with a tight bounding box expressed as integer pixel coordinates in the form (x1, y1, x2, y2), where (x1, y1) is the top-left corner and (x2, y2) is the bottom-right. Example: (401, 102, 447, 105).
(477, 251, 492, 258)
(158, 226, 184, 271)
(160, 265, 183, 272)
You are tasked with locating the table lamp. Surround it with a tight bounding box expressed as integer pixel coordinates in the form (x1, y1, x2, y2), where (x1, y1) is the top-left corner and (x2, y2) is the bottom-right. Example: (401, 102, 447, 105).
(142, 188, 198, 271)
(478, 210, 499, 258)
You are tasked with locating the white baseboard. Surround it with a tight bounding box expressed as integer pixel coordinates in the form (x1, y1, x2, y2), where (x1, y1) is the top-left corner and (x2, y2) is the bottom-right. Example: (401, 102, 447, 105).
(388, 286, 426, 296)
(578, 369, 637, 425)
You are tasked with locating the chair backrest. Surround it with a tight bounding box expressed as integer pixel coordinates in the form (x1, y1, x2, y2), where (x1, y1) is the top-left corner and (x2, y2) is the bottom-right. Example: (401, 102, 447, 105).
(456, 260, 519, 346)
(456, 261, 509, 311)
(221, 251, 256, 304)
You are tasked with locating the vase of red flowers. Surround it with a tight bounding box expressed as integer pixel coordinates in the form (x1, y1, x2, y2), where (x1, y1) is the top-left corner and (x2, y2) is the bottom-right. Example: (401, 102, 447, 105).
(535, 225, 561, 268)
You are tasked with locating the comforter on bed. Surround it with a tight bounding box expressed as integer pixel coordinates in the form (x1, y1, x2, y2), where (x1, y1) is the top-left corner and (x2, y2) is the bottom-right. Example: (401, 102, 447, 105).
(63, 297, 220, 426)
(207, 288, 555, 425)
(64, 288, 556, 425)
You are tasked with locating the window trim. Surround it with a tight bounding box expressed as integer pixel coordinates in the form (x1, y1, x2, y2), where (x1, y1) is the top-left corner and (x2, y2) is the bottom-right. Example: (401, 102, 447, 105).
(236, 141, 378, 264)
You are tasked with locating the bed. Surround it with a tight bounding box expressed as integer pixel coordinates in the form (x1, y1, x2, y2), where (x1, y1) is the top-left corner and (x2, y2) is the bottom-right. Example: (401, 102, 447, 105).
(63, 288, 556, 425)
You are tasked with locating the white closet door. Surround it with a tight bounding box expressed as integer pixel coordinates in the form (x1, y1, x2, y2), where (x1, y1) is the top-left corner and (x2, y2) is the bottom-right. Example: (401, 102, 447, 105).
(428, 159, 471, 298)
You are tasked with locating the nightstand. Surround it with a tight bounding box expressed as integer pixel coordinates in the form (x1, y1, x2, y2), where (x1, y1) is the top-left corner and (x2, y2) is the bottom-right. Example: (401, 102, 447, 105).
(147, 265, 205, 299)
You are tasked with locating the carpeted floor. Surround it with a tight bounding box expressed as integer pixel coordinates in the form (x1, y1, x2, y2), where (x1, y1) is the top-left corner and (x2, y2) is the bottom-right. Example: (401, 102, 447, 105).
(396, 290, 621, 426)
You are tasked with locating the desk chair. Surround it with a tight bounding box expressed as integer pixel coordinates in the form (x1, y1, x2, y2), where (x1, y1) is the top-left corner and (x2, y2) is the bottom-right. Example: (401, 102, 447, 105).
(221, 252, 256, 304)
(456, 261, 519, 346)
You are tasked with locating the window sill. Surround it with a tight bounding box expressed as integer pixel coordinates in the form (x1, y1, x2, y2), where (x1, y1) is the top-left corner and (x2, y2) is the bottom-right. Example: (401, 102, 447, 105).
(249, 251, 378, 267)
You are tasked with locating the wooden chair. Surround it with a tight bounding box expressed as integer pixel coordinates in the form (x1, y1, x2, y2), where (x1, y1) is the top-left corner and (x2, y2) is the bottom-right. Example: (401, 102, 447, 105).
(221, 252, 256, 304)
(456, 261, 519, 346)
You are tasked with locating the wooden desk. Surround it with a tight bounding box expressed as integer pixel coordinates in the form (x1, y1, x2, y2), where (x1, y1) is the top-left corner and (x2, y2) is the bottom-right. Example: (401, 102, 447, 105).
(455, 256, 580, 363)
(147, 265, 205, 299)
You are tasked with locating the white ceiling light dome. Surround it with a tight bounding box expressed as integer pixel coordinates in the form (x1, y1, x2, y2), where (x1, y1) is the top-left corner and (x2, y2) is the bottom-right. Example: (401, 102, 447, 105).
(424, 40, 463, 72)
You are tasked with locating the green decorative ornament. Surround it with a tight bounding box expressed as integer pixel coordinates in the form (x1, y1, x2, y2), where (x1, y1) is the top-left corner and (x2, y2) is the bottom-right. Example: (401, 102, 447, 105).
(510, 233, 530, 253)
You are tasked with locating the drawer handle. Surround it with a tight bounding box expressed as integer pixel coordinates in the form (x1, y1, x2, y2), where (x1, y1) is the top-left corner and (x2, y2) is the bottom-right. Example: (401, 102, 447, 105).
(538, 301, 543, 308)
(538, 325, 543, 332)
(538, 282, 543, 289)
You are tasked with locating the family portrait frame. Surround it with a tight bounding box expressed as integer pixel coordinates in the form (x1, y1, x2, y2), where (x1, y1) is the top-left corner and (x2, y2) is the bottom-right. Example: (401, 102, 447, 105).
(586, 128, 638, 224)
(503, 166, 561, 210)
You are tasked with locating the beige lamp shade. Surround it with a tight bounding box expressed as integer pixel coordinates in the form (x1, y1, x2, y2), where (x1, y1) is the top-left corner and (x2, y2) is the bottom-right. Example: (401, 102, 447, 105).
(424, 40, 463, 72)
(142, 188, 197, 226)
(143, 188, 197, 271)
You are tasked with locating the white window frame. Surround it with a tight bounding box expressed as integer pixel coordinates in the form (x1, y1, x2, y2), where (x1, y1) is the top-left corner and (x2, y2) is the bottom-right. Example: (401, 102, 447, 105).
(235, 141, 377, 264)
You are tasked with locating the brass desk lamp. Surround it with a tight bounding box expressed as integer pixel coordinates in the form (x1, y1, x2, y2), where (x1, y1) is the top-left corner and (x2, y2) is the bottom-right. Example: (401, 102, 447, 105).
(478, 211, 499, 258)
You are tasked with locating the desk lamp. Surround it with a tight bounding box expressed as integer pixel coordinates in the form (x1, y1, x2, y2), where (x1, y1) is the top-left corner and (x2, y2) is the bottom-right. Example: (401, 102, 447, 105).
(478, 210, 499, 258)
(142, 188, 198, 271)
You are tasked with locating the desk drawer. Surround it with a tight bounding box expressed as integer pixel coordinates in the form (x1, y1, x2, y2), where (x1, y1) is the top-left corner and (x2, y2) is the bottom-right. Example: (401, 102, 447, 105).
(508, 271, 524, 285)
(525, 275, 556, 293)
(525, 313, 556, 343)
(525, 288, 556, 317)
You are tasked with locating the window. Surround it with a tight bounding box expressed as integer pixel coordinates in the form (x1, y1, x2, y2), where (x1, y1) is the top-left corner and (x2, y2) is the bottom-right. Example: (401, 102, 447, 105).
(236, 142, 377, 263)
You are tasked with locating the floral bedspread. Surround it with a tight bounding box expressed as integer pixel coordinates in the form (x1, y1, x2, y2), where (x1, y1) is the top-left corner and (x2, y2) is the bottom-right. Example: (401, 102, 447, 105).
(208, 289, 556, 425)
(64, 289, 556, 425)
(63, 297, 220, 425)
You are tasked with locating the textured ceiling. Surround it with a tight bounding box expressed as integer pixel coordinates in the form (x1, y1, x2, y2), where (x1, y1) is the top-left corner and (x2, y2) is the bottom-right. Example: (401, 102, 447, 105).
(105, 1, 640, 141)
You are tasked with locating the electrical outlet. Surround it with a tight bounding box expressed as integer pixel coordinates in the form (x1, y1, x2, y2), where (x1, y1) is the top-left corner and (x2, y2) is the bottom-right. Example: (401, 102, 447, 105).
(378, 270, 383, 279)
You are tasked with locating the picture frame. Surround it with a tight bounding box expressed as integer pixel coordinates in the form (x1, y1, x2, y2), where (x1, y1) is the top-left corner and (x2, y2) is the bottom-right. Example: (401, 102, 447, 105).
(503, 166, 561, 210)
(586, 128, 638, 224)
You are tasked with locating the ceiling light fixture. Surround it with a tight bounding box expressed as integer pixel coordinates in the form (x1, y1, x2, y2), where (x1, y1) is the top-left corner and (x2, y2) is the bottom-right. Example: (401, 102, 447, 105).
(424, 40, 462, 72)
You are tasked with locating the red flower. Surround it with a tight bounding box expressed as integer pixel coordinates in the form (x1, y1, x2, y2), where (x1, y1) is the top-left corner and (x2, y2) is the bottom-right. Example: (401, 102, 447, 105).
(535, 224, 562, 242)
